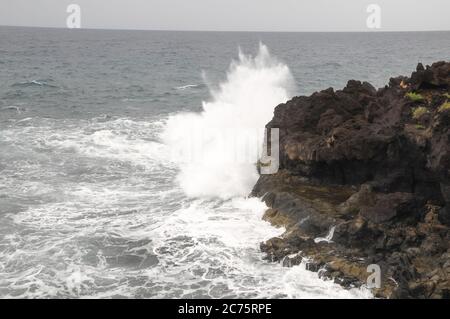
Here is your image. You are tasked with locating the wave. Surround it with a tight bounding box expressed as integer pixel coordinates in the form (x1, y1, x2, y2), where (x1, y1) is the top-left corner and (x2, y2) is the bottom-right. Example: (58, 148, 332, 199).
(1, 105, 24, 113)
(174, 84, 203, 90)
(324, 62, 342, 68)
(11, 79, 58, 88)
(162, 44, 295, 199)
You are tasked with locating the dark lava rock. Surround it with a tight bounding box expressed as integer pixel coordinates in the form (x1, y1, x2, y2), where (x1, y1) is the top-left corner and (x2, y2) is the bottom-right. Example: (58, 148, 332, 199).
(253, 61, 450, 299)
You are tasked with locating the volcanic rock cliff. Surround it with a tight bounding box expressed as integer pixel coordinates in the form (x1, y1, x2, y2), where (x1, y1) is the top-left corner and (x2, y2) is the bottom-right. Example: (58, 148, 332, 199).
(252, 61, 450, 298)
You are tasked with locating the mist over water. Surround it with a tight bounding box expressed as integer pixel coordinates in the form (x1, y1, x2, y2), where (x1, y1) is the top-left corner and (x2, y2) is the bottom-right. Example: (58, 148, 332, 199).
(1, 27, 448, 298)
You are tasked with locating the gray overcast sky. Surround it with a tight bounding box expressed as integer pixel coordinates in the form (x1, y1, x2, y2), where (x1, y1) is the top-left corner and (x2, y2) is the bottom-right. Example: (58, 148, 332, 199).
(0, 0, 449, 32)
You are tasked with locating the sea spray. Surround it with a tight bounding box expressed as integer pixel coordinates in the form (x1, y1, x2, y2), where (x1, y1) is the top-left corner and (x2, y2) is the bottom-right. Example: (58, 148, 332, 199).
(162, 44, 295, 199)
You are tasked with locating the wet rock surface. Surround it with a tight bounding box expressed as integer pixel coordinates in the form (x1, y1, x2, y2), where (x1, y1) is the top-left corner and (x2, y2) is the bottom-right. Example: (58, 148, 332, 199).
(253, 61, 450, 298)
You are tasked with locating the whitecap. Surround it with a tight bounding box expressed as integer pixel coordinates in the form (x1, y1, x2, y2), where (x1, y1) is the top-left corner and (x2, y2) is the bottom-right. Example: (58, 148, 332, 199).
(174, 84, 202, 90)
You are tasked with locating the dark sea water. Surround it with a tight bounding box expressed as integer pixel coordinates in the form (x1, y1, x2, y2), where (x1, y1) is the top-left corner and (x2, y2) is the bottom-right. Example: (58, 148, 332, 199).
(0, 27, 449, 298)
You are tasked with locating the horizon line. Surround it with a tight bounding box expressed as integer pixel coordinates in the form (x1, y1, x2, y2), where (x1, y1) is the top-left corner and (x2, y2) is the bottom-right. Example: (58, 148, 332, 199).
(1, 24, 450, 33)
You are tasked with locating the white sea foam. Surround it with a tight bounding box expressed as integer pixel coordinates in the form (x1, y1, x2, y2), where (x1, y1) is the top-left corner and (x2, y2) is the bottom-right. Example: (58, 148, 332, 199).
(0, 115, 372, 299)
(163, 44, 295, 199)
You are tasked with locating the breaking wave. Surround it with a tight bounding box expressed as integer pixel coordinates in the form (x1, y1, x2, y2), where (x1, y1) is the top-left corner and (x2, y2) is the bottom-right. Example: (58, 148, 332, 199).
(163, 44, 295, 199)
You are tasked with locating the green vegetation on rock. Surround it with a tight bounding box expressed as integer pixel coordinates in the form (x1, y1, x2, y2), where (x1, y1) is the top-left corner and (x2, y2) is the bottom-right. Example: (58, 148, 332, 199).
(412, 106, 428, 119)
(438, 101, 450, 113)
(405, 92, 425, 102)
(415, 124, 426, 130)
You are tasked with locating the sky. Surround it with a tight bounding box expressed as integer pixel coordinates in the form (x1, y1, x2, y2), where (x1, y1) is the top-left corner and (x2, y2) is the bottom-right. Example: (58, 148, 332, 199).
(0, 0, 449, 32)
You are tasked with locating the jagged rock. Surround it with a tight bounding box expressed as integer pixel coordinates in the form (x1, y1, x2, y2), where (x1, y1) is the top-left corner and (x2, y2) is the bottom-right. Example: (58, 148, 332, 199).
(253, 61, 450, 299)
(410, 61, 450, 89)
(359, 192, 415, 223)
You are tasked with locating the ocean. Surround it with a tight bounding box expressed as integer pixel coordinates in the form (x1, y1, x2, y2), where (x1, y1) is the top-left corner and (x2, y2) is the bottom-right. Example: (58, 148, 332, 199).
(0, 27, 449, 298)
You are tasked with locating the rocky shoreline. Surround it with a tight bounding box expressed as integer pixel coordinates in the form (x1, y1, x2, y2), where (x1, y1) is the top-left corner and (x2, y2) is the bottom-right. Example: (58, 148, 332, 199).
(252, 61, 450, 298)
